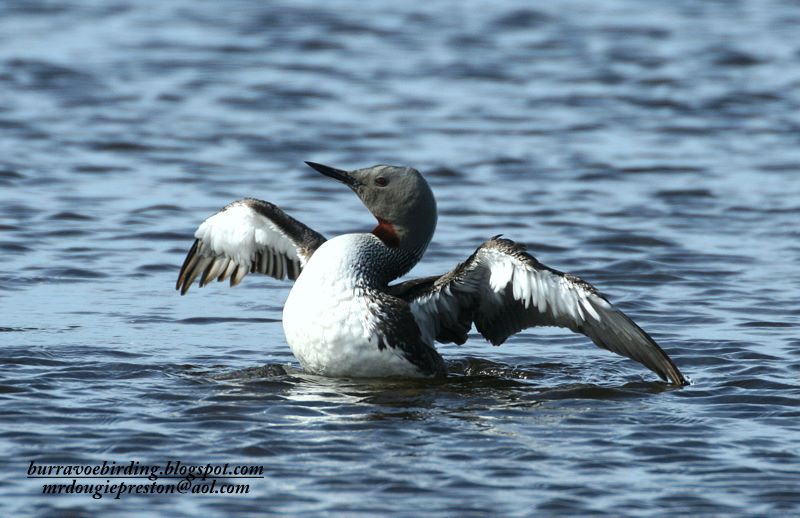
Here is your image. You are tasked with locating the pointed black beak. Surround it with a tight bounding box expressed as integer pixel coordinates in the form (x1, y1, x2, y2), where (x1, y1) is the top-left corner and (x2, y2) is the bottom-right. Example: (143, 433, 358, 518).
(305, 161, 357, 187)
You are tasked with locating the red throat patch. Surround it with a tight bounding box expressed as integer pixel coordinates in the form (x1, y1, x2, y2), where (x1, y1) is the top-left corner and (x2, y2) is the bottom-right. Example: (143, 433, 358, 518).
(372, 218, 400, 248)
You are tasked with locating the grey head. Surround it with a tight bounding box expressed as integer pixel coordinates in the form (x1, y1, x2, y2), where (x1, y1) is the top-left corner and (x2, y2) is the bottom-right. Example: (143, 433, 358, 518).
(305, 161, 437, 278)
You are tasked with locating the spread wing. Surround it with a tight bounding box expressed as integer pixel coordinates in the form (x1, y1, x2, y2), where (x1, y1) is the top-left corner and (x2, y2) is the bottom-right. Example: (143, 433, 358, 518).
(390, 237, 686, 385)
(176, 198, 326, 295)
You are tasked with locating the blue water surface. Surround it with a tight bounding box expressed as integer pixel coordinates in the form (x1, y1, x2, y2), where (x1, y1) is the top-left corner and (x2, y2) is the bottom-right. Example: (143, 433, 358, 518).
(1, 0, 799, 516)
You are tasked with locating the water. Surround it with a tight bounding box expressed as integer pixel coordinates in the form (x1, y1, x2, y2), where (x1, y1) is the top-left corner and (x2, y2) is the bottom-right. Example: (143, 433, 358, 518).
(2, 0, 799, 515)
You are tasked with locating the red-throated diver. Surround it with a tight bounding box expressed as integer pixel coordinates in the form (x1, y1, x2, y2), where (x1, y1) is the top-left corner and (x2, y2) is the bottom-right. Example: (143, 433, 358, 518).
(176, 162, 686, 385)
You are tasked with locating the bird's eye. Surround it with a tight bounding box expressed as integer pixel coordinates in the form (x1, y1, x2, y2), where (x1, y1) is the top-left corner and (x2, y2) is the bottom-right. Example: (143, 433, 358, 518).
(375, 176, 388, 187)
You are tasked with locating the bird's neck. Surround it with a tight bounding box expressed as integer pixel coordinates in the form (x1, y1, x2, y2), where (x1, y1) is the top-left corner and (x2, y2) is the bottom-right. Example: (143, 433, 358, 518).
(369, 218, 434, 284)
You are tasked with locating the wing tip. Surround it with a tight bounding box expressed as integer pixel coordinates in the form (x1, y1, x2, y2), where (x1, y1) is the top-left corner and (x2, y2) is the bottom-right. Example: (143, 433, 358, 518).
(663, 362, 688, 387)
(176, 239, 200, 293)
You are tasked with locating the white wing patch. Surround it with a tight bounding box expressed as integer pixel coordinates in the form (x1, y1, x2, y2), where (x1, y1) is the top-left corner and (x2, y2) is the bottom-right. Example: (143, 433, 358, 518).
(177, 199, 325, 294)
(195, 203, 302, 267)
(483, 247, 591, 326)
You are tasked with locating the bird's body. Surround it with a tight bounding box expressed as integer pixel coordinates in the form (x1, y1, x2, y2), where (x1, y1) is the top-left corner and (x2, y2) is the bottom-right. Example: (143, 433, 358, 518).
(177, 162, 687, 385)
(283, 233, 440, 377)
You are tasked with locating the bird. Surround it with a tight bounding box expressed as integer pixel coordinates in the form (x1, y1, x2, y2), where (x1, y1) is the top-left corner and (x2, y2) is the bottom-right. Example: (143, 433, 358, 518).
(176, 162, 687, 385)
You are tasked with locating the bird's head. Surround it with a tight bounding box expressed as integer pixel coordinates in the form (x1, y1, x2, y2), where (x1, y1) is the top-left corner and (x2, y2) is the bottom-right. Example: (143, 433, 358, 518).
(305, 161, 437, 251)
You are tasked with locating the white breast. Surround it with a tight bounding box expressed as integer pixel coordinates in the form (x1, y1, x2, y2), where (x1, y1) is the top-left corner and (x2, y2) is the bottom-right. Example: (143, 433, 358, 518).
(282, 234, 423, 377)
